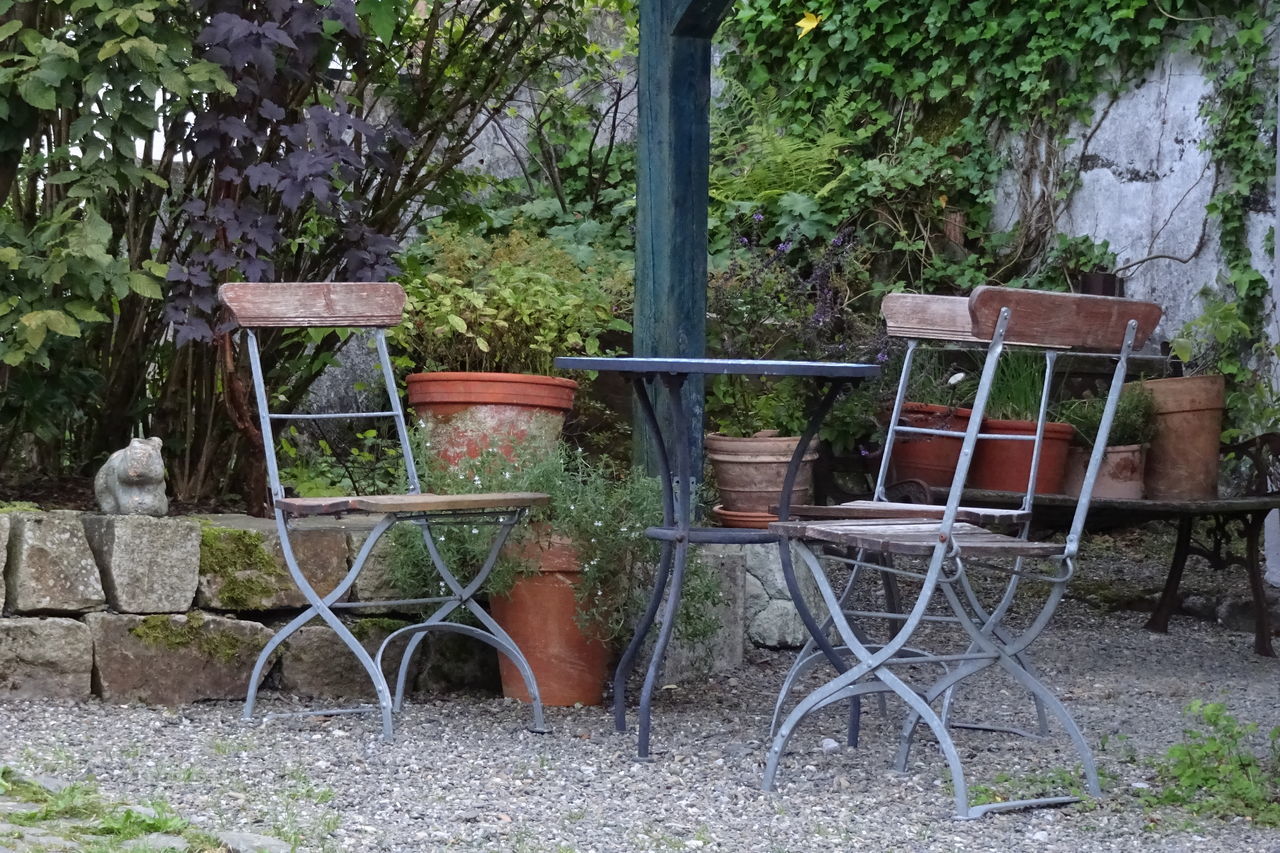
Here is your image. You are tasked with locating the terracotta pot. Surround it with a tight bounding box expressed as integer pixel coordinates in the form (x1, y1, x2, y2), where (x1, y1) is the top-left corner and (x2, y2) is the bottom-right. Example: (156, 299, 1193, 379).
(489, 533, 609, 707)
(889, 404, 973, 488)
(405, 372, 577, 465)
(704, 432, 818, 515)
(1062, 444, 1146, 500)
(1138, 374, 1224, 500)
(970, 419, 1073, 494)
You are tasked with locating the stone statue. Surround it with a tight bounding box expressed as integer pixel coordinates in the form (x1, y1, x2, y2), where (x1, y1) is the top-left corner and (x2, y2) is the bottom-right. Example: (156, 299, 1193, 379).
(94, 437, 168, 516)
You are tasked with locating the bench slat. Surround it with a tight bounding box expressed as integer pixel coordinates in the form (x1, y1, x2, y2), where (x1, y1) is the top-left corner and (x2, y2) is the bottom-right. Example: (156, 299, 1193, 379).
(882, 294, 982, 342)
(219, 282, 406, 327)
(786, 501, 1030, 526)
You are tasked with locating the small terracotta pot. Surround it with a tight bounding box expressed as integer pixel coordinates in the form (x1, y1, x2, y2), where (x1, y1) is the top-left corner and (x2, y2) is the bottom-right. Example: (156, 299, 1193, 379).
(705, 432, 818, 514)
(489, 533, 609, 707)
(969, 418, 1073, 495)
(1062, 444, 1146, 500)
(405, 372, 577, 465)
(709, 504, 776, 530)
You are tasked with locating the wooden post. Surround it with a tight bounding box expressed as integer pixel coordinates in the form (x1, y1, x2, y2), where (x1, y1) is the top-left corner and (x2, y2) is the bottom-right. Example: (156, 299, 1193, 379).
(633, 0, 734, 472)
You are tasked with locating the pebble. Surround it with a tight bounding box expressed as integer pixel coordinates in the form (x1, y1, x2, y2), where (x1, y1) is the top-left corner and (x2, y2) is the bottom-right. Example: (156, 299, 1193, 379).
(0, 551, 1278, 852)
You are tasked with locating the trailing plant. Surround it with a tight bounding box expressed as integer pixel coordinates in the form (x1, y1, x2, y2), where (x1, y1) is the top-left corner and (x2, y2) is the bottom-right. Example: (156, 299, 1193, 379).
(390, 222, 632, 376)
(387, 437, 720, 644)
(1150, 700, 1280, 826)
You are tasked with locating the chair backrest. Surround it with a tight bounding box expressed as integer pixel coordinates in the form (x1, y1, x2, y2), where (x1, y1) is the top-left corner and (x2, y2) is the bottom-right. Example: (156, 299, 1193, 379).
(874, 286, 1163, 555)
(219, 282, 419, 505)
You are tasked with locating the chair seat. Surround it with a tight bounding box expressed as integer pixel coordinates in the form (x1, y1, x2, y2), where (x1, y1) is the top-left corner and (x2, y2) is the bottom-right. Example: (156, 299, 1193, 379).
(787, 500, 1031, 527)
(769, 517, 1064, 557)
(276, 491, 550, 517)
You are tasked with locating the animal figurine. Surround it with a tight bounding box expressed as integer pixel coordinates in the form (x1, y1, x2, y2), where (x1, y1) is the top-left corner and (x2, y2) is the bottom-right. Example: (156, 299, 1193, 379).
(94, 437, 169, 516)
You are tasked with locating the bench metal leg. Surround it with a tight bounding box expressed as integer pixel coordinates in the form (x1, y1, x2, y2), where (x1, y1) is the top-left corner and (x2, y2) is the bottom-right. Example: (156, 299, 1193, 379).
(1146, 515, 1193, 634)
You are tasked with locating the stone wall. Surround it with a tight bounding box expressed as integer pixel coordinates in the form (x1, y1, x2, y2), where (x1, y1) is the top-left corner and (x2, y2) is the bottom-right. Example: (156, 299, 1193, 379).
(0, 512, 501, 706)
(0, 511, 813, 706)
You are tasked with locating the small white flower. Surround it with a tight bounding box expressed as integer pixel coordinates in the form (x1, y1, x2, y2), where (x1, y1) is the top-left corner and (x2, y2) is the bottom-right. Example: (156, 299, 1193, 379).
(947, 372, 967, 386)
(471, 527, 479, 534)
(593, 520, 603, 527)
(503, 471, 511, 480)
(472, 476, 482, 486)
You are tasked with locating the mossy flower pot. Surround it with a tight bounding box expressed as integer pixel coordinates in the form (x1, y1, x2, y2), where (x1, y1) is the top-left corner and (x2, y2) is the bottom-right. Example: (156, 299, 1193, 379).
(405, 372, 577, 465)
(1062, 443, 1146, 500)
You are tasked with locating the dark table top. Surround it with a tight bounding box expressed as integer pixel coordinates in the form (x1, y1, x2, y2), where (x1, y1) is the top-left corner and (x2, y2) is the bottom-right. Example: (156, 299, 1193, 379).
(940, 488, 1280, 528)
(554, 356, 880, 379)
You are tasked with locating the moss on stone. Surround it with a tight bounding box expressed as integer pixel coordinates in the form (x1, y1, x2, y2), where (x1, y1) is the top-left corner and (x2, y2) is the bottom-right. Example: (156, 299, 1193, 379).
(0, 501, 40, 513)
(350, 617, 411, 642)
(128, 612, 260, 664)
(198, 524, 283, 610)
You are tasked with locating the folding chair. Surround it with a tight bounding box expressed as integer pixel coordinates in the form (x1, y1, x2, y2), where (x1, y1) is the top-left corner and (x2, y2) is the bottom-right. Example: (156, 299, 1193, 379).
(764, 286, 1162, 817)
(219, 282, 550, 740)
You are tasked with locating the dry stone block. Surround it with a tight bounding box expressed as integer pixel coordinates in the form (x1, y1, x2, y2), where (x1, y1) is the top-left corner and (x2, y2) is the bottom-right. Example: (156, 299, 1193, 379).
(6, 512, 105, 614)
(346, 525, 407, 613)
(195, 515, 349, 611)
(0, 513, 9, 612)
(85, 611, 274, 705)
(81, 515, 201, 613)
(663, 545, 746, 682)
(277, 620, 424, 700)
(0, 617, 92, 699)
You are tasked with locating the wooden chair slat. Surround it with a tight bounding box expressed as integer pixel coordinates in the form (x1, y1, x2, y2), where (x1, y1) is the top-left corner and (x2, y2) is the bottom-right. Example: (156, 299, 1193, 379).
(219, 282, 406, 327)
(786, 501, 1030, 526)
(770, 518, 1064, 557)
(277, 492, 549, 516)
(882, 294, 982, 342)
(968, 285, 1162, 351)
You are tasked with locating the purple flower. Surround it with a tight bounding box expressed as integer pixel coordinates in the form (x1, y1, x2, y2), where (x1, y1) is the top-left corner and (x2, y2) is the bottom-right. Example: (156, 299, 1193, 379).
(859, 447, 870, 456)
(752, 212, 764, 222)
(875, 350, 889, 363)
(831, 235, 844, 247)
(738, 236, 749, 245)
(776, 241, 792, 253)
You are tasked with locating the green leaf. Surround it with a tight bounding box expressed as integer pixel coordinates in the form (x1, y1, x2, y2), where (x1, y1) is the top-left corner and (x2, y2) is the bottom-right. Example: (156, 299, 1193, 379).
(17, 76, 55, 110)
(445, 314, 467, 333)
(0, 20, 22, 41)
(357, 0, 398, 43)
(127, 272, 162, 299)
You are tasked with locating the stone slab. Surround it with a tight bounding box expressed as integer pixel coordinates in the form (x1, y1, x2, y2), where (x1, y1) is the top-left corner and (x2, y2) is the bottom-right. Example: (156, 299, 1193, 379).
(346, 527, 407, 614)
(0, 514, 8, 613)
(741, 542, 826, 649)
(0, 617, 92, 700)
(663, 546, 746, 682)
(81, 515, 201, 613)
(6, 512, 105, 615)
(195, 515, 349, 611)
(85, 611, 274, 705)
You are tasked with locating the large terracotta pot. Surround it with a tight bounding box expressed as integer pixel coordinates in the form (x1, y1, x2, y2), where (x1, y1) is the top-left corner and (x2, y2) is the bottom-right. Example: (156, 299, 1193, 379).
(1139, 374, 1224, 500)
(1062, 444, 1146, 500)
(405, 372, 577, 465)
(704, 432, 818, 517)
(970, 418, 1073, 495)
(489, 534, 609, 707)
(888, 403, 973, 488)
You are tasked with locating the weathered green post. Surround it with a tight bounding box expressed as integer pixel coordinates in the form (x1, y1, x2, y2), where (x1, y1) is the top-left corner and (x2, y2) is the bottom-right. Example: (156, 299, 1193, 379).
(633, 0, 734, 471)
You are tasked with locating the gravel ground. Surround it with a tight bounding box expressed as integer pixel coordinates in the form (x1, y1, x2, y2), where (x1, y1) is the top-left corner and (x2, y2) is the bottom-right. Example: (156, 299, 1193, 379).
(3, 533, 1279, 853)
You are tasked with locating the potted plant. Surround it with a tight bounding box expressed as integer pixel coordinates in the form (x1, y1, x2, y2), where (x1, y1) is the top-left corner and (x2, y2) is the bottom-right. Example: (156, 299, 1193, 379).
(703, 238, 877, 525)
(882, 347, 977, 489)
(969, 350, 1074, 494)
(389, 437, 663, 707)
(390, 223, 631, 465)
(1057, 384, 1157, 499)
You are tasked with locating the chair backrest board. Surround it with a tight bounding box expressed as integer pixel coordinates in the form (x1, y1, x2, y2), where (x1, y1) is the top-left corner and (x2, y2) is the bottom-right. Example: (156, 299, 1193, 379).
(219, 282, 405, 328)
(967, 285, 1162, 352)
